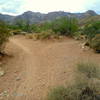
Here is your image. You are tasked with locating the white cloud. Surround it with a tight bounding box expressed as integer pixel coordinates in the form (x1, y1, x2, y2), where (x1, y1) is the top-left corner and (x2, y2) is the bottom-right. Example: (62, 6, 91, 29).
(21, 0, 87, 13)
(0, 0, 100, 15)
(0, 0, 24, 15)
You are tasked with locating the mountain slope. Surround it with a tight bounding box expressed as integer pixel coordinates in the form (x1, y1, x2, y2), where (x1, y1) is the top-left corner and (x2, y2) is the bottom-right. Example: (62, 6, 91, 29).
(0, 13, 15, 23)
(0, 10, 98, 24)
(79, 15, 100, 25)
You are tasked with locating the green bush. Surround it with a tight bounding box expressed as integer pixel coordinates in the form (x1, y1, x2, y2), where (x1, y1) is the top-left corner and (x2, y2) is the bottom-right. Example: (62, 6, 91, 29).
(83, 21, 100, 52)
(77, 62, 100, 79)
(38, 22, 52, 31)
(51, 17, 78, 36)
(30, 22, 52, 33)
(90, 34, 100, 53)
(14, 19, 31, 32)
(0, 21, 10, 53)
(83, 21, 100, 40)
(30, 24, 41, 33)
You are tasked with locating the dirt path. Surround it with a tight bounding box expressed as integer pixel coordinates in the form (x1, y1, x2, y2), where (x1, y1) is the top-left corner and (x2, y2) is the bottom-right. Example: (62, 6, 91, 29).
(0, 35, 100, 100)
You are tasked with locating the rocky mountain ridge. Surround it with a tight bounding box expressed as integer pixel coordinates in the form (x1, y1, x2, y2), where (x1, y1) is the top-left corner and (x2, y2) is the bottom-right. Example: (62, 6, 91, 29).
(0, 10, 98, 24)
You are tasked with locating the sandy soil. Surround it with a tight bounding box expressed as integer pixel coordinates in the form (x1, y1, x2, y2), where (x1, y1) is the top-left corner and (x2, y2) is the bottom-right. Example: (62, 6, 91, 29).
(0, 35, 100, 100)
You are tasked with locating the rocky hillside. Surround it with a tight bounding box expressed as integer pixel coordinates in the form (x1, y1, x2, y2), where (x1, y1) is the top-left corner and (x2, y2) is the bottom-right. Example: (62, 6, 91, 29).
(0, 13, 15, 23)
(0, 10, 98, 24)
(79, 15, 100, 25)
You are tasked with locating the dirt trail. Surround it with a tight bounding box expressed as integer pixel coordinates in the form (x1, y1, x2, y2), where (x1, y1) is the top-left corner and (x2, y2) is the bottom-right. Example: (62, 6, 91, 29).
(0, 35, 100, 100)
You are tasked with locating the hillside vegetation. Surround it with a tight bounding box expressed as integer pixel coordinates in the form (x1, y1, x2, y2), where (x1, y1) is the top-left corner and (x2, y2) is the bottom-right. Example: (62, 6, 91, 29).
(79, 15, 100, 26)
(0, 14, 100, 53)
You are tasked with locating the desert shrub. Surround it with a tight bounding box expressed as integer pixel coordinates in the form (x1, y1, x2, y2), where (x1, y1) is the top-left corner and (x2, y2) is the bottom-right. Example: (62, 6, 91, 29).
(73, 27, 85, 40)
(83, 21, 100, 40)
(90, 34, 100, 53)
(30, 24, 41, 33)
(11, 29, 22, 35)
(47, 86, 70, 100)
(73, 31, 81, 37)
(32, 30, 60, 40)
(7, 24, 19, 30)
(77, 62, 100, 79)
(35, 31, 52, 40)
(14, 19, 31, 32)
(75, 78, 100, 100)
(26, 34, 35, 39)
(73, 32, 84, 40)
(30, 22, 52, 33)
(76, 62, 100, 100)
(0, 21, 10, 53)
(38, 22, 52, 31)
(47, 86, 81, 100)
(47, 62, 100, 100)
(51, 17, 78, 36)
(83, 21, 100, 52)
(47, 82, 100, 100)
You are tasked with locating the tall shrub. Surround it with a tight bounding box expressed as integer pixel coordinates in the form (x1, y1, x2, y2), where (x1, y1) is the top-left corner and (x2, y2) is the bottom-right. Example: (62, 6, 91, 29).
(51, 17, 78, 36)
(83, 21, 100, 40)
(0, 21, 10, 53)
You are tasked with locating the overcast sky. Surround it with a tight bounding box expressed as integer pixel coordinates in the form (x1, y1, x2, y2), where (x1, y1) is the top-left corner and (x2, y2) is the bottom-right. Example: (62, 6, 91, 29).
(0, 0, 100, 15)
